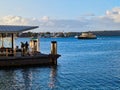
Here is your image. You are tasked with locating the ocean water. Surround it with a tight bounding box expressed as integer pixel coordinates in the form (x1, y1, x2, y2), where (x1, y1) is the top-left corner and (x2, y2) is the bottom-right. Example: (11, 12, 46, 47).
(0, 36, 120, 90)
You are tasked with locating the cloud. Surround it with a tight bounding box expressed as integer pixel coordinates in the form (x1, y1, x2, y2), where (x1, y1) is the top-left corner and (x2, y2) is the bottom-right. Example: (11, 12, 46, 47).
(106, 7, 120, 16)
(81, 13, 95, 17)
(0, 7, 120, 32)
(105, 7, 120, 22)
(41, 16, 49, 22)
(0, 15, 28, 25)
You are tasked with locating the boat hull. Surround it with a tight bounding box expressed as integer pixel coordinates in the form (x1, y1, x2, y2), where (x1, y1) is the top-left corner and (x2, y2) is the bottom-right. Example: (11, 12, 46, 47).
(77, 37, 97, 39)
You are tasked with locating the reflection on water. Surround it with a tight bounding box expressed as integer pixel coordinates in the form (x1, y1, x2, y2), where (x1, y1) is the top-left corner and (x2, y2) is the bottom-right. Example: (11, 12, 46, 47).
(48, 66, 57, 89)
(22, 69, 33, 90)
(0, 66, 57, 90)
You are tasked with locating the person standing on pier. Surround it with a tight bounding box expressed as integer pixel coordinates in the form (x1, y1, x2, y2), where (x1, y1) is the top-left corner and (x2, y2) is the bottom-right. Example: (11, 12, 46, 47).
(25, 41, 29, 55)
(21, 42, 25, 56)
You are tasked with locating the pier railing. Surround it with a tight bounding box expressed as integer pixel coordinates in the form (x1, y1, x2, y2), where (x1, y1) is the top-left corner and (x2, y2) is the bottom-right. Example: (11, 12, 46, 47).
(0, 48, 14, 56)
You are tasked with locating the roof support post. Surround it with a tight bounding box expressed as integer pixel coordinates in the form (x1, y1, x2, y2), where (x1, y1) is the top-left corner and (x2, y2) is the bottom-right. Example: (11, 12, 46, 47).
(11, 33, 14, 50)
(11, 33, 15, 56)
(1, 33, 4, 47)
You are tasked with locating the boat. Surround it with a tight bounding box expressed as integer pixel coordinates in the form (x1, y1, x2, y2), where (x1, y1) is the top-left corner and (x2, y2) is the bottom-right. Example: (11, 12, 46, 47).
(0, 25, 61, 68)
(77, 32, 97, 39)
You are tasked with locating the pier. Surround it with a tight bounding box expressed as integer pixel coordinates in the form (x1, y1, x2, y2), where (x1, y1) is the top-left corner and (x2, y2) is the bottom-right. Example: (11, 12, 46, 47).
(0, 25, 61, 68)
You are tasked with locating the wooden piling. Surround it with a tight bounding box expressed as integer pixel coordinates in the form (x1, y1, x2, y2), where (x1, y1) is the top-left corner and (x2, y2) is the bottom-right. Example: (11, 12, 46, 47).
(51, 41, 57, 55)
(50, 41, 57, 65)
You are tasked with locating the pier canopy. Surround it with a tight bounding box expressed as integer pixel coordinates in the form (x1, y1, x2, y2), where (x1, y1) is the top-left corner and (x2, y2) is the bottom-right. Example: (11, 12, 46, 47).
(0, 25, 38, 33)
(0, 25, 38, 56)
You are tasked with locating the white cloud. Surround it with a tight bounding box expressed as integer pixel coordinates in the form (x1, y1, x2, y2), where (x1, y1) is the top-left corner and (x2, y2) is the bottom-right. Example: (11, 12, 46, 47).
(0, 7, 120, 32)
(105, 7, 120, 22)
(81, 13, 95, 17)
(0, 15, 28, 25)
(41, 16, 49, 22)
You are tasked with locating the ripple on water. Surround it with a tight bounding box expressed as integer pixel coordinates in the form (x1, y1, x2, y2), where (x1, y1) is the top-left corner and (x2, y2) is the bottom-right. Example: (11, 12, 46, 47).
(0, 37, 120, 89)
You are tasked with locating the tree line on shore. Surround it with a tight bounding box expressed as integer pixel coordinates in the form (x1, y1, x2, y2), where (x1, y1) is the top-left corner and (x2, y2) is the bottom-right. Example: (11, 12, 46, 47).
(19, 30, 120, 37)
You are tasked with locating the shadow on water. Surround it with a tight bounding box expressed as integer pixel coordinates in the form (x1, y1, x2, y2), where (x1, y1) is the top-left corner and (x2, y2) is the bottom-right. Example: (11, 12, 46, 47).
(0, 66, 58, 90)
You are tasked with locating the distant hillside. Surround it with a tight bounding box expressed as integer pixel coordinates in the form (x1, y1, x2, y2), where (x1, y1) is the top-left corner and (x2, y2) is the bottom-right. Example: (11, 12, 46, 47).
(90, 30, 120, 36)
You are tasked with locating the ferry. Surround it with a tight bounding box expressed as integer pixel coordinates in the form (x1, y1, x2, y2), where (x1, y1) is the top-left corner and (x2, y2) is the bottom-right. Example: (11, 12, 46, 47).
(77, 32, 97, 39)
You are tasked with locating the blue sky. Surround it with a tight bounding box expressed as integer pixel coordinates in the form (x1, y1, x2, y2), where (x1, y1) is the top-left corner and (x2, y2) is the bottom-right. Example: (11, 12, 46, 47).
(0, 0, 120, 32)
(0, 0, 119, 18)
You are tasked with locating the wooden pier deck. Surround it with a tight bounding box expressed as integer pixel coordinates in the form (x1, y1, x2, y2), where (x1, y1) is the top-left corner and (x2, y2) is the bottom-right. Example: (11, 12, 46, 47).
(0, 54, 61, 67)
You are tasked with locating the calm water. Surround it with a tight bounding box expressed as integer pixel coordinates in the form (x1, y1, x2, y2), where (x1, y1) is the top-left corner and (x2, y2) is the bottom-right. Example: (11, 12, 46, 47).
(0, 36, 120, 90)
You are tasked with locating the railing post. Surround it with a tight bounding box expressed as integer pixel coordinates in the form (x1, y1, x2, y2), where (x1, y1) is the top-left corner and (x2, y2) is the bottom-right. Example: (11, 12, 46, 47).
(6, 48, 8, 57)
(14, 48, 16, 56)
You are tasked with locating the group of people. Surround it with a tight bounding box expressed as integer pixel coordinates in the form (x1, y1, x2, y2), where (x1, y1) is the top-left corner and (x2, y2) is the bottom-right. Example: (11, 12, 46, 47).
(21, 41, 29, 56)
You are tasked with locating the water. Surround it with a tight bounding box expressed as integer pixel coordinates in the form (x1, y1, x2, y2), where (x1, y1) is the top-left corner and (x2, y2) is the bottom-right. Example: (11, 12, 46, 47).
(0, 36, 120, 90)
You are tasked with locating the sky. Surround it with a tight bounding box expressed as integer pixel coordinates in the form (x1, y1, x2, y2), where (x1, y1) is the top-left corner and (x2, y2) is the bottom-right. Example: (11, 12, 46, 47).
(0, 0, 120, 32)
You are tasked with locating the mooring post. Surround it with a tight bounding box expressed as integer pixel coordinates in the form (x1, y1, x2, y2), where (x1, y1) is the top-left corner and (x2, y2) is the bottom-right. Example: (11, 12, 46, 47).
(51, 41, 57, 55)
(51, 41, 57, 65)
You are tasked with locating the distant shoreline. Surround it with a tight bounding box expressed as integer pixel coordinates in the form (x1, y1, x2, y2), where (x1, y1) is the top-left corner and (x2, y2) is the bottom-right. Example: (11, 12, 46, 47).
(19, 30, 120, 38)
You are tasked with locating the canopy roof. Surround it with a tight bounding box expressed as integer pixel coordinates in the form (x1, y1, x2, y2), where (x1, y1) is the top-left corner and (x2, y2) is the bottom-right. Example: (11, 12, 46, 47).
(0, 25, 38, 33)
